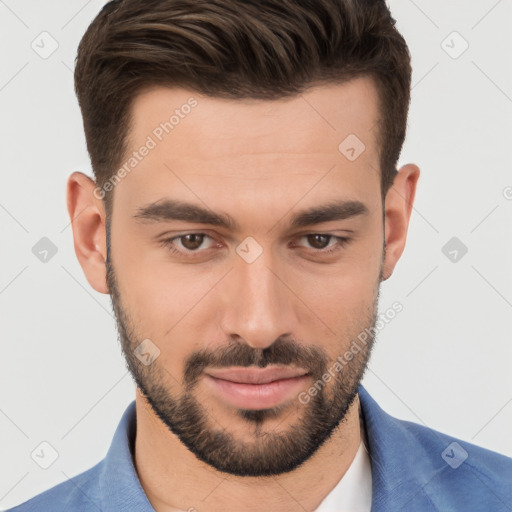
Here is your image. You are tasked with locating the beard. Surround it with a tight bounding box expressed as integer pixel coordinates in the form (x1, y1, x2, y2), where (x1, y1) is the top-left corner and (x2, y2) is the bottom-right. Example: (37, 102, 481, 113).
(106, 239, 382, 477)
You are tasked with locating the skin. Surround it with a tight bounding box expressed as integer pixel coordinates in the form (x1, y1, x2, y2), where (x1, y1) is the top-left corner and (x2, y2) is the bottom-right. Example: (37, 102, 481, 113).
(67, 76, 419, 511)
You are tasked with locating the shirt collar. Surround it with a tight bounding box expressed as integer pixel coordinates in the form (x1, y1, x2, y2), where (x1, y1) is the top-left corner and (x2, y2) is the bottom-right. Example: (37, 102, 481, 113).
(357, 384, 446, 511)
(99, 401, 154, 511)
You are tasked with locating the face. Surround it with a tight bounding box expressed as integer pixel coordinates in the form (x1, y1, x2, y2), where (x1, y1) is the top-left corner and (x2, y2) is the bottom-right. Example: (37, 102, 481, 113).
(106, 78, 385, 476)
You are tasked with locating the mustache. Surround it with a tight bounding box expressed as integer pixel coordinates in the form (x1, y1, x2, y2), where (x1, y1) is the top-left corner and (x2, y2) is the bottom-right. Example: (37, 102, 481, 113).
(183, 336, 329, 388)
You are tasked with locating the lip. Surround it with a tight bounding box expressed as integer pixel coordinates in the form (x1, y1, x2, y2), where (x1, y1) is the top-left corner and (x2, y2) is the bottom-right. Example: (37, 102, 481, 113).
(204, 366, 311, 410)
(205, 366, 309, 384)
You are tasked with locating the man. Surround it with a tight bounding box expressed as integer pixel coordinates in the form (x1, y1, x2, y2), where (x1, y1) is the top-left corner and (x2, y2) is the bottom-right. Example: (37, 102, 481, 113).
(8, 0, 512, 510)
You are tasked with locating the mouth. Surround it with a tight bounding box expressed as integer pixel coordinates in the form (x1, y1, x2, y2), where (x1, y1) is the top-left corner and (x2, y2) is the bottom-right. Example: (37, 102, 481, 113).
(203, 366, 311, 410)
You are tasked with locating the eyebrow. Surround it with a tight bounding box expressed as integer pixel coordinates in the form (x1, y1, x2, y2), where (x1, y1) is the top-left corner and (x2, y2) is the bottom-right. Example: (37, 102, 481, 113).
(133, 198, 369, 231)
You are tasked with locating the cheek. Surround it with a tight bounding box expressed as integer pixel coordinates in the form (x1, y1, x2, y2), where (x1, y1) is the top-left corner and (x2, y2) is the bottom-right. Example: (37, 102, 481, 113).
(298, 238, 381, 345)
(110, 238, 176, 356)
(306, 272, 377, 333)
(113, 254, 222, 370)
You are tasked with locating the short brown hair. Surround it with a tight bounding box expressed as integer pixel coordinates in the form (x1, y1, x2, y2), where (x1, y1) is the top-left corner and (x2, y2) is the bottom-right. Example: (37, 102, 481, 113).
(74, 0, 412, 217)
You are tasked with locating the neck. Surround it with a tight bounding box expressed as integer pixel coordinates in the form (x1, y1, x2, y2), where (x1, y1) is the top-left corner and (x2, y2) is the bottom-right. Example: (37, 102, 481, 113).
(133, 389, 362, 512)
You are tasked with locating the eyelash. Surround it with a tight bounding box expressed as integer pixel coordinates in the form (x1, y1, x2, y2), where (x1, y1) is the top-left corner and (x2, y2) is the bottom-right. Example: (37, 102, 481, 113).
(159, 233, 352, 258)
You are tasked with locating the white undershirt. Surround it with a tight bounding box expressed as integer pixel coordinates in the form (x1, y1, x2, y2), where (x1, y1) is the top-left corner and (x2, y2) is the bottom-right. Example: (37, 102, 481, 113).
(312, 440, 372, 512)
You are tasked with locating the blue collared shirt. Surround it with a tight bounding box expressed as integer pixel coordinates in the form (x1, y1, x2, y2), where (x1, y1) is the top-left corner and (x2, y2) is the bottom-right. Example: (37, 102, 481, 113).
(7, 384, 512, 511)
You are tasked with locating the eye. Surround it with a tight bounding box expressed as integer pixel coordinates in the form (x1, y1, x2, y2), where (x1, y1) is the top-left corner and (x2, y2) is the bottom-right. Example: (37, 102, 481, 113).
(294, 234, 351, 255)
(160, 233, 217, 256)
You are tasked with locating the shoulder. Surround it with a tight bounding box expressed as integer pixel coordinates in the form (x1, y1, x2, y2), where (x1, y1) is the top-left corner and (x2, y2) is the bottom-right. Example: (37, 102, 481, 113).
(5, 461, 104, 512)
(400, 418, 512, 509)
(400, 415, 512, 475)
(358, 385, 512, 510)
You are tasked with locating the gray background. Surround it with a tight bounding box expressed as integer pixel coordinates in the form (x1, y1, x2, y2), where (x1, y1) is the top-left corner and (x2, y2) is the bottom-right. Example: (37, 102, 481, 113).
(1, 0, 511, 508)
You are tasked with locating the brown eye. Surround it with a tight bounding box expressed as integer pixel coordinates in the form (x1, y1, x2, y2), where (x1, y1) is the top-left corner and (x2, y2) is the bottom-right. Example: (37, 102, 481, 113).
(160, 233, 216, 256)
(180, 234, 205, 250)
(293, 234, 351, 256)
(306, 234, 332, 249)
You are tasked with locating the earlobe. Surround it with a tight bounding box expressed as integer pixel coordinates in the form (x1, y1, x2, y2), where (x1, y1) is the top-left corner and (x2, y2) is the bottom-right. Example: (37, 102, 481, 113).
(66, 172, 109, 294)
(381, 163, 420, 281)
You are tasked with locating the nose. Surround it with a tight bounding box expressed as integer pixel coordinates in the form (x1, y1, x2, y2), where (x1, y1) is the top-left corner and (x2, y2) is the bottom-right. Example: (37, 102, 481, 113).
(217, 247, 299, 350)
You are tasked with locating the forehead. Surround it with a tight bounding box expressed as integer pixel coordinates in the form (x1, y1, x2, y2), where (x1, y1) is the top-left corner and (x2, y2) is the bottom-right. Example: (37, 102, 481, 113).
(129, 77, 379, 156)
(114, 78, 381, 218)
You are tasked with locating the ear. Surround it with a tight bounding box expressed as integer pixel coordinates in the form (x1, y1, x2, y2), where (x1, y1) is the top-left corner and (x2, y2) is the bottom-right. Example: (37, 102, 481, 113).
(381, 163, 420, 281)
(66, 172, 109, 294)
